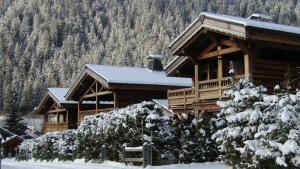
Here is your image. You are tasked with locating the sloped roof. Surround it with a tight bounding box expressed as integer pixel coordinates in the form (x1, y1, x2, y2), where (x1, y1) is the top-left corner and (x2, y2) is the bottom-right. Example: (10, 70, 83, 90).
(169, 12, 300, 55)
(0, 127, 24, 143)
(86, 64, 192, 86)
(65, 64, 192, 100)
(48, 88, 77, 104)
(35, 88, 77, 114)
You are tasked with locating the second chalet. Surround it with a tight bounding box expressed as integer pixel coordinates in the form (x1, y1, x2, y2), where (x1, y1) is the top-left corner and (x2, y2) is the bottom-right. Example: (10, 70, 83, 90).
(166, 13, 300, 117)
(65, 56, 192, 123)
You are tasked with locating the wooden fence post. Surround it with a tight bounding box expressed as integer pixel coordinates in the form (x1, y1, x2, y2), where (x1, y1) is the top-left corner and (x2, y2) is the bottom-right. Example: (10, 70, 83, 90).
(101, 144, 107, 163)
(122, 144, 126, 165)
(143, 143, 152, 167)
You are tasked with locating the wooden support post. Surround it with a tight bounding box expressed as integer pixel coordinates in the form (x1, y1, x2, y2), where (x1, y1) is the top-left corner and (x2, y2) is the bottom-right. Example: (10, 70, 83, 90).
(96, 82, 98, 113)
(184, 89, 186, 112)
(77, 101, 81, 124)
(244, 53, 250, 78)
(194, 64, 199, 102)
(217, 46, 223, 99)
(113, 92, 117, 109)
(194, 64, 200, 117)
(66, 110, 69, 129)
(56, 111, 58, 131)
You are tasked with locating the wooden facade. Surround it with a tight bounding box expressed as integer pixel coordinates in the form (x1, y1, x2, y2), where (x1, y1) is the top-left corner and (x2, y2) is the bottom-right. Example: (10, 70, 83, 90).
(35, 88, 78, 132)
(166, 13, 300, 117)
(0, 127, 24, 157)
(65, 64, 191, 123)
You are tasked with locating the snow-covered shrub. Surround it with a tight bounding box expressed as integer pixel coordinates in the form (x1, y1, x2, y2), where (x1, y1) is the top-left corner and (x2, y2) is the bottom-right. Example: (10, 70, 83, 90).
(213, 79, 300, 168)
(17, 130, 77, 161)
(58, 130, 77, 161)
(32, 132, 62, 161)
(17, 139, 35, 161)
(76, 101, 177, 162)
(175, 112, 219, 163)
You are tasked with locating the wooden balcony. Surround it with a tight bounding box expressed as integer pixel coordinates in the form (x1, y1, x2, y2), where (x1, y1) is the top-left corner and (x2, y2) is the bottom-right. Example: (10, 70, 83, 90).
(168, 76, 283, 114)
(78, 108, 114, 122)
(45, 122, 68, 132)
(168, 77, 232, 112)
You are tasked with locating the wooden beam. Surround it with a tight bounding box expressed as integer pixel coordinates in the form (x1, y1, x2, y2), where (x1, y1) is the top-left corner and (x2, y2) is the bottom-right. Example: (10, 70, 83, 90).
(220, 39, 238, 47)
(80, 91, 113, 100)
(47, 108, 66, 114)
(198, 47, 240, 60)
(198, 42, 218, 58)
(82, 80, 97, 97)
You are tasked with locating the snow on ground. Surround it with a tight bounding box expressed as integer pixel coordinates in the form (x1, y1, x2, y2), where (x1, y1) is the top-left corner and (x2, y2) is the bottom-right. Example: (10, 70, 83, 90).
(2, 158, 228, 169)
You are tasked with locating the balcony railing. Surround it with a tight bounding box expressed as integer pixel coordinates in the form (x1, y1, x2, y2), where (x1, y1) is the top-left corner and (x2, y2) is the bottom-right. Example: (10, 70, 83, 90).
(168, 88, 195, 111)
(168, 75, 282, 113)
(45, 122, 68, 132)
(78, 108, 114, 122)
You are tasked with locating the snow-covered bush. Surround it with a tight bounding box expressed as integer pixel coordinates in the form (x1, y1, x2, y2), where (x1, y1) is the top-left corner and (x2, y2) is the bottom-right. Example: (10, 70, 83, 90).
(213, 79, 300, 168)
(32, 132, 62, 161)
(175, 112, 219, 163)
(17, 130, 76, 161)
(58, 130, 77, 161)
(17, 139, 35, 161)
(76, 101, 177, 162)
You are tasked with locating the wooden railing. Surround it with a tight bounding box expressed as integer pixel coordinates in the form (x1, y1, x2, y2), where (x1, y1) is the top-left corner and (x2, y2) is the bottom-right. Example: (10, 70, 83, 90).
(78, 108, 114, 122)
(45, 122, 68, 132)
(197, 77, 232, 100)
(168, 77, 235, 111)
(168, 75, 284, 113)
(168, 88, 195, 111)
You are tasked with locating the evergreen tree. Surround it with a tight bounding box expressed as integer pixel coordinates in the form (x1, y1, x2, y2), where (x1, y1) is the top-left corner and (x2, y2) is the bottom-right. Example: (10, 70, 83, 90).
(4, 110, 28, 137)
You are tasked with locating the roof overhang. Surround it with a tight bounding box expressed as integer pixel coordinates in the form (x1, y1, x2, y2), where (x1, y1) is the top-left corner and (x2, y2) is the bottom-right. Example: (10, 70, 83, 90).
(169, 13, 300, 56)
(164, 56, 190, 76)
(35, 89, 77, 114)
(65, 66, 110, 100)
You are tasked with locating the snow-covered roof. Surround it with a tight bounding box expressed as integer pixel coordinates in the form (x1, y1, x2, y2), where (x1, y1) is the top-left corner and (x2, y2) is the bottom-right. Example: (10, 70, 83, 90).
(169, 12, 300, 49)
(203, 12, 300, 34)
(0, 127, 24, 142)
(86, 64, 192, 87)
(48, 88, 77, 104)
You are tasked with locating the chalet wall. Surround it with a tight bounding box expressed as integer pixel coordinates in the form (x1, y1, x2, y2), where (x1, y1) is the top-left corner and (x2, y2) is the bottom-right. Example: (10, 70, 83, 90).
(116, 90, 167, 108)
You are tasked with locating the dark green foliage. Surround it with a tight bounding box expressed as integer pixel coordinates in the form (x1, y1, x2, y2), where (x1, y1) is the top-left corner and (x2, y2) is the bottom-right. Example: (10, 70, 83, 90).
(175, 113, 219, 163)
(4, 111, 27, 137)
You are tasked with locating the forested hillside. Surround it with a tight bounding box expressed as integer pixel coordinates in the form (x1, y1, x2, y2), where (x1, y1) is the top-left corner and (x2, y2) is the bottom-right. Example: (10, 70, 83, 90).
(0, 0, 300, 115)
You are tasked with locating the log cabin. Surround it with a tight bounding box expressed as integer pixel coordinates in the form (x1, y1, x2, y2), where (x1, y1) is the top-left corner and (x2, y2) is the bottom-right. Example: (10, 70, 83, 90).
(0, 127, 24, 157)
(35, 88, 78, 132)
(166, 12, 300, 117)
(65, 56, 192, 123)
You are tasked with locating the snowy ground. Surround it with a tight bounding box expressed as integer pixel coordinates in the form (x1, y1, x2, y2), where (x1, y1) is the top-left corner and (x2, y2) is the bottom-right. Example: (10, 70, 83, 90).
(2, 158, 228, 169)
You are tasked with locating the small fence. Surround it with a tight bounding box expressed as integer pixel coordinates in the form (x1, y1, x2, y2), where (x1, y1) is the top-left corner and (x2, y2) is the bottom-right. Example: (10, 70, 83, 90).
(122, 144, 152, 168)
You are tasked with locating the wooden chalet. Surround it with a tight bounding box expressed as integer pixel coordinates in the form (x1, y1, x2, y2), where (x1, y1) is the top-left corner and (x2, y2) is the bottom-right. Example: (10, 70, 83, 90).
(166, 12, 300, 116)
(0, 127, 24, 157)
(65, 61, 192, 123)
(36, 88, 80, 132)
